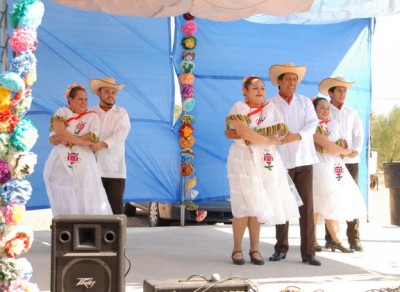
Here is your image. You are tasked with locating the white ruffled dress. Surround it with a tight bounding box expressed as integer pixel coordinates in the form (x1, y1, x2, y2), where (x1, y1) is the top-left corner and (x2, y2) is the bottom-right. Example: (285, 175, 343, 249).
(43, 107, 113, 216)
(226, 101, 302, 224)
(313, 120, 366, 221)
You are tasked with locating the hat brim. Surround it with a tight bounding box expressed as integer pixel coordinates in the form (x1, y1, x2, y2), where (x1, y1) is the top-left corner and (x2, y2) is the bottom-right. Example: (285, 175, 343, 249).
(319, 78, 354, 96)
(269, 64, 307, 87)
(89, 79, 125, 95)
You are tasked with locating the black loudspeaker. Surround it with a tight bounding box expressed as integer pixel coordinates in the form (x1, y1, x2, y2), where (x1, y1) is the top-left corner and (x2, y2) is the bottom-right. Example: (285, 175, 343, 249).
(51, 215, 127, 292)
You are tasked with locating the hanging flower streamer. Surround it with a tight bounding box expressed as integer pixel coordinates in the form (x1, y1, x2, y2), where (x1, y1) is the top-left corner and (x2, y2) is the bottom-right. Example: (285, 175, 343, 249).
(0, 0, 42, 290)
(178, 13, 207, 222)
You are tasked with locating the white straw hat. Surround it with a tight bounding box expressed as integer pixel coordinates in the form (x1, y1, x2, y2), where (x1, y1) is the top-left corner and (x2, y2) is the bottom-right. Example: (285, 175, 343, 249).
(269, 62, 307, 86)
(89, 77, 125, 94)
(319, 76, 354, 96)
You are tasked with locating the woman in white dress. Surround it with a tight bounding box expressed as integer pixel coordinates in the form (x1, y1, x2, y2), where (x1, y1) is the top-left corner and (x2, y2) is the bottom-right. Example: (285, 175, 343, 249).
(43, 84, 113, 216)
(312, 97, 366, 252)
(226, 76, 301, 265)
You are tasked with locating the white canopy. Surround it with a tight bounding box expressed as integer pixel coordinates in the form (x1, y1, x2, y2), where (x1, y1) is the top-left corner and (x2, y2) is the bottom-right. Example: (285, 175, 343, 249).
(52, 0, 400, 23)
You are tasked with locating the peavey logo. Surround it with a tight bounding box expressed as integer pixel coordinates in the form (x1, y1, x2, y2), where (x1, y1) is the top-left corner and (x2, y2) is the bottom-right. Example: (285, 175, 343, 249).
(76, 278, 96, 288)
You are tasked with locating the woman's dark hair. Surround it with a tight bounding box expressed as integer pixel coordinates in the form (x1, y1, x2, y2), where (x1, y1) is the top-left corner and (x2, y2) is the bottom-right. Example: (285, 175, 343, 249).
(69, 86, 85, 98)
(313, 97, 328, 109)
(243, 76, 262, 90)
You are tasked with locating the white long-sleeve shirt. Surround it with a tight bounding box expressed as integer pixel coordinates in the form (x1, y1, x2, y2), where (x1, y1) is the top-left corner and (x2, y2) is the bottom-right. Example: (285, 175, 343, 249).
(270, 93, 319, 169)
(329, 103, 364, 164)
(91, 104, 131, 178)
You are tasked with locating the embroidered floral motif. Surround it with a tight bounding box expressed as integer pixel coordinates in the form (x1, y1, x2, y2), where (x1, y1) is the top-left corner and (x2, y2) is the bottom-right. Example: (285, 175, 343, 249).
(263, 151, 274, 170)
(66, 151, 80, 168)
(256, 116, 266, 126)
(74, 121, 86, 135)
(333, 163, 343, 181)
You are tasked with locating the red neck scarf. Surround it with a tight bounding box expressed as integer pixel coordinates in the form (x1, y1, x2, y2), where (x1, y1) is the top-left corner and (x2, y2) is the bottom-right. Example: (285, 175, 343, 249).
(247, 102, 269, 118)
(66, 110, 96, 123)
(319, 119, 330, 125)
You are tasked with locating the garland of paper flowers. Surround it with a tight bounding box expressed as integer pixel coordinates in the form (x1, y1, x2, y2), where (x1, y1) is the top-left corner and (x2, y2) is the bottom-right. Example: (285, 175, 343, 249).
(0, 0, 43, 290)
(178, 13, 207, 223)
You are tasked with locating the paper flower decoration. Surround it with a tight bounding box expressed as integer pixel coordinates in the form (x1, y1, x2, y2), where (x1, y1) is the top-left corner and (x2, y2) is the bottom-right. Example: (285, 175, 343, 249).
(0, 159, 12, 184)
(0, 133, 11, 159)
(15, 258, 33, 281)
(10, 89, 25, 108)
(7, 151, 38, 180)
(9, 27, 38, 54)
(8, 51, 37, 78)
(0, 203, 26, 225)
(10, 0, 44, 29)
(185, 176, 197, 190)
(179, 123, 194, 138)
(183, 13, 195, 21)
(181, 61, 195, 73)
(0, 225, 33, 258)
(181, 115, 194, 124)
(0, 110, 20, 134)
(182, 50, 195, 61)
(186, 189, 199, 200)
(13, 90, 33, 119)
(182, 36, 197, 50)
(181, 84, 195, 98)
(181, 148, 194, 162)
(195, 210, 207, 222)
(0, 257, 22, 282)
(179, 135, 195, 149)
(182, 98, 195, 112)
(0, 179, 33, 205)
(179, 73, 195, 85)
(0, 71, 25, 92)
(9, 280, 39, 292)
(0, 87, 11, 112)
(182, 20, 197, 36)
(180, 162, 194, 176)
(24, 66, 37, 87)
(9, 117, 38, 151)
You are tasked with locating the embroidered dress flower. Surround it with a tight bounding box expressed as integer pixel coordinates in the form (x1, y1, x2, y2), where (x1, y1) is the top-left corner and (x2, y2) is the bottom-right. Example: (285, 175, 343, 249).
(74, 121, 86, 135)
(333, 163, 343, 181)
(263, 152, 274, 170)
(66, 151, 80, 168)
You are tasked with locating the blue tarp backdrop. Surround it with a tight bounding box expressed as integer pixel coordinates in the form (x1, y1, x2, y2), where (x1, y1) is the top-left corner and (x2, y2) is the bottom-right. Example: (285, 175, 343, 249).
(17, 1, 371, 209)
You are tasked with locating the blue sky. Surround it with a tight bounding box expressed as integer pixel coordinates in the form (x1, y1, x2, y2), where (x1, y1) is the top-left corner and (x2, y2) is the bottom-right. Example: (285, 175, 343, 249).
(372, 14, 400, 115)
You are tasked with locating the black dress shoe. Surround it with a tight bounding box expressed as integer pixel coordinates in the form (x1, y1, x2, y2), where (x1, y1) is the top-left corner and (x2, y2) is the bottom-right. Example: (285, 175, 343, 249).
(249, 250, 265, 265)
(331, 242, 354, 253)
(325, 240, 332, 249)
(301, 255, 321, 266)
(269, 252, 286, 261)
(231, 251, 245, 265)
(350, 241, 364, 252)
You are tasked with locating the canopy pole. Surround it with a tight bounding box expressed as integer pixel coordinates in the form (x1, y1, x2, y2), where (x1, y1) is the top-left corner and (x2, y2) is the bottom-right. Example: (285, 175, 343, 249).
(180, 176, 185, 227)
(1, 0, 7, 71)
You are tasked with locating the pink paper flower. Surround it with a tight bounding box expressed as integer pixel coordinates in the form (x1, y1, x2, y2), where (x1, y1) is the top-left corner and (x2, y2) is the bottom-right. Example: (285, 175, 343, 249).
(182, 20, 197, 36)
(195, 210, 207, 222)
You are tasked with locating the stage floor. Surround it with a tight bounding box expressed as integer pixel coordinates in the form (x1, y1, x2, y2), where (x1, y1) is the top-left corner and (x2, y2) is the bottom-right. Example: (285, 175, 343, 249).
(25, 220, 400, 292)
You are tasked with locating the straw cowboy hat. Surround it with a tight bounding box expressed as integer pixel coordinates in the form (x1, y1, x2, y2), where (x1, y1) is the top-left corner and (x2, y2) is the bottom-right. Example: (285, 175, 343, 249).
(269, 62, 307, 87)
(319, 76, 354, 96)
(89, 77, 125, 94)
